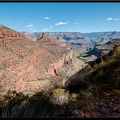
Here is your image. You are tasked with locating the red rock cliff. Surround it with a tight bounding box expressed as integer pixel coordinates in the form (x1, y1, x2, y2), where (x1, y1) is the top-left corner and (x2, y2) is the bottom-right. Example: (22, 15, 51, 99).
(0, 25, 74, 97)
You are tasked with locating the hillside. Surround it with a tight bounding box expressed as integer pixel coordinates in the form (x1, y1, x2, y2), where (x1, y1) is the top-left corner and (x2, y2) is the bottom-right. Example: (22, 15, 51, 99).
(0, 39, 120, 118)
(63, 42, 120, 117)
(0, 25, 85, 98)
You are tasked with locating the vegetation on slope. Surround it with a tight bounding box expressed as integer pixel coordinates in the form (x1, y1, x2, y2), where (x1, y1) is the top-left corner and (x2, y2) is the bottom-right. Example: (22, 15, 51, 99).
(0, 44, 120, 118)
(64, 44, 120, 117)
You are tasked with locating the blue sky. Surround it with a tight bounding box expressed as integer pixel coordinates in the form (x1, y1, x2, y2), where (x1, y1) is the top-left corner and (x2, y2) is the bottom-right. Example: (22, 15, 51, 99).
(0, 2, 120, 33)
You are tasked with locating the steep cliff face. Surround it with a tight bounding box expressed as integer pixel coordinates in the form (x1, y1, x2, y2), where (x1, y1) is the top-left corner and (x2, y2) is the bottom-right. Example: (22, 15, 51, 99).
(87, 39, 120, 66)
(93, 39, 120, 57)
(78, 39, 120, 66)
(0, 25, 80, 97)
(37, 33, 74, 76)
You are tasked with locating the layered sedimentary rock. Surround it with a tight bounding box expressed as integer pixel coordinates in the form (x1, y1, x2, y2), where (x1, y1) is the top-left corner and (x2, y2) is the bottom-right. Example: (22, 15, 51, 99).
(88, 39, 120, 67)
(0, 26, 76, 97)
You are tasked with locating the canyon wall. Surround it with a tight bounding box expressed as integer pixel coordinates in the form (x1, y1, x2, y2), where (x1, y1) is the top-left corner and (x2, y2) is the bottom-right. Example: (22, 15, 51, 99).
(89, 39, 120, 67)
(0, 26, 77, 97)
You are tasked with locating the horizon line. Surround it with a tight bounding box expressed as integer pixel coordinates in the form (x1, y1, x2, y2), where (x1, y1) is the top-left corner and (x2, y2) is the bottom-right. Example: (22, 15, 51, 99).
(20, 31, 120, 34)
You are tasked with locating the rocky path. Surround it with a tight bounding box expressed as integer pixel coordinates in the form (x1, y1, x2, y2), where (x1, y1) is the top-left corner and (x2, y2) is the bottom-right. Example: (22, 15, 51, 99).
(95, 94, 120, 118)
(68, 93, 120, 118)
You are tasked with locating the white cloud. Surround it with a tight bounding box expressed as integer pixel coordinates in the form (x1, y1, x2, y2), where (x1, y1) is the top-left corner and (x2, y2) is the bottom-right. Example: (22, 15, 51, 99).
(41, 28, 49, 32)
(44, 17, 50, 20)
(55, 22, 68, 26)
(26, 23, 33, 28)
(74, 23, 78, 24)
(106, 17, 119, 21)
(26, 22, 37, 32)
(106, 18, 113, 21)
(114, 18, 119, 20)
(41, 25, 53, 32)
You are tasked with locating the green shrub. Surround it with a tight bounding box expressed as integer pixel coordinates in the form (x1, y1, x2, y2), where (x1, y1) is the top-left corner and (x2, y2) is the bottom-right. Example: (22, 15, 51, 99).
(70, 93, 81, 101)
(51, 89, 70, 106)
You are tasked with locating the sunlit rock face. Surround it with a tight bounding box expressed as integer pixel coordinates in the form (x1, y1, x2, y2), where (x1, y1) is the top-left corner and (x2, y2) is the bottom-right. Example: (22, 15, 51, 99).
(0, 25, 76, 97)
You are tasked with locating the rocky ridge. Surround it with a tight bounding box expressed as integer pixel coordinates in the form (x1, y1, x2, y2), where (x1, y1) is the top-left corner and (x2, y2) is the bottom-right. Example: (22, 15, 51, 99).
(0, 25, 84, 98)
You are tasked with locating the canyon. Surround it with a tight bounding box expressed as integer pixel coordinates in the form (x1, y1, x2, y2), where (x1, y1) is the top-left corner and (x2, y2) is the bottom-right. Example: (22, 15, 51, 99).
(0, 25, 85, 97)
(21, 31, 120, 56)
(1, 24, 120, 98)
(0, 24, 120, 118)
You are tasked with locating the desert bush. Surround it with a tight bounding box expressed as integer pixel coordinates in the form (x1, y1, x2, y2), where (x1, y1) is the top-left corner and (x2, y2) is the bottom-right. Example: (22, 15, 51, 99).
(51, 89, 70, 106)
(70, 93, 81, 102)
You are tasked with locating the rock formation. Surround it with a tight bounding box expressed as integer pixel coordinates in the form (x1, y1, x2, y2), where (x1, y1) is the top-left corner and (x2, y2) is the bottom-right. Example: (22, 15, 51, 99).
(89, 39, 120, 67)
(0, 24, 84, 97)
